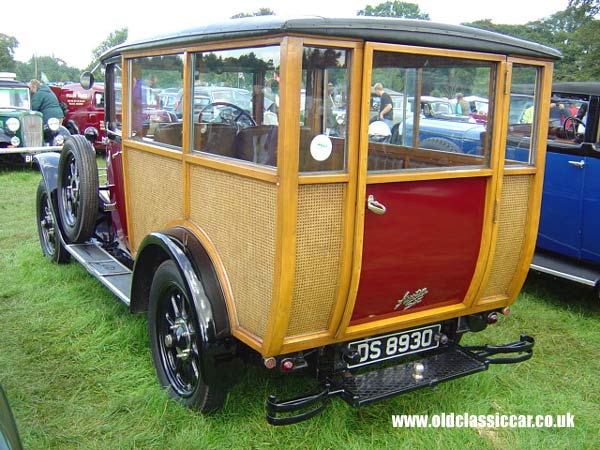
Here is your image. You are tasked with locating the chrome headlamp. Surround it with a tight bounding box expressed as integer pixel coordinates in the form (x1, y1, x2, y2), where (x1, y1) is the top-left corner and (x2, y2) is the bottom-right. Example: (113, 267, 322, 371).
(47, 117, 60, 132)
(6, 117, 20, 132)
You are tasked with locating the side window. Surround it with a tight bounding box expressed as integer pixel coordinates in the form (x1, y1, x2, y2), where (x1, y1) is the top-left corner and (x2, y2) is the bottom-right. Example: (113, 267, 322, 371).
(191, 46, 281, 167)
(95, 92, 104, 109)
(547, 93, 589, 144)
(129, 54, 184, 149)
(367, 51, 495, 172)
(505, 64, 541, 165)
(106, 62, 122, 134)
(299, 46, 351, 173)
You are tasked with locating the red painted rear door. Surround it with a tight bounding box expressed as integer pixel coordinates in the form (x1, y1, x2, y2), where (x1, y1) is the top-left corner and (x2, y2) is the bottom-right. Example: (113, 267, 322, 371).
(352, 177, 486, 324)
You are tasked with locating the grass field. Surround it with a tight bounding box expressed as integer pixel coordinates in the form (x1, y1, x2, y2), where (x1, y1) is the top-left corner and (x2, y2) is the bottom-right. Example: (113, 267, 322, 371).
(1, 163, 599, 450)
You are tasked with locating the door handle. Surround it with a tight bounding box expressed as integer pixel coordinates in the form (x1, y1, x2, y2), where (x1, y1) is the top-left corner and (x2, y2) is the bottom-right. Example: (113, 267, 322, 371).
(367, 195, 387, 215)
(568, 160, 585, 168)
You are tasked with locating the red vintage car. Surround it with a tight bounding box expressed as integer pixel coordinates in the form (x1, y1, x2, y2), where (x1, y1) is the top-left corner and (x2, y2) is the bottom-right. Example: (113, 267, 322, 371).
(51, 83, 106, 150)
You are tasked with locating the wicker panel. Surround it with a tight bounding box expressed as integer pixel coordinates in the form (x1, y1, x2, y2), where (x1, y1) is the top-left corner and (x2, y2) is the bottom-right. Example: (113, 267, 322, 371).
(126, 149, 183, 250)
(483, 175, 532, 297)
(189, 166, 276, 338)
(286, 184, 345, 337)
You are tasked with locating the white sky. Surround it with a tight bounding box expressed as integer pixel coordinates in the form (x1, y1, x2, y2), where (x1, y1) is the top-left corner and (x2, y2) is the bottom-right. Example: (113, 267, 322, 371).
(4, 0, 570, 70)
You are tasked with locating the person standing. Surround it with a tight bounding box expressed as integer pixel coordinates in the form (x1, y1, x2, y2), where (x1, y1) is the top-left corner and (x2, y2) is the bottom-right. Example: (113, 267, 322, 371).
(374, 82, 393, 122)
(29, 79, 64, 124)
(455, 93, 470, 116)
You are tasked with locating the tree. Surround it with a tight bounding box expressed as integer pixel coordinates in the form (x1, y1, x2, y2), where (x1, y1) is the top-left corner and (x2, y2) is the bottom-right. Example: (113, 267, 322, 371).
(89, 28, 128, 70)
(231, 8, 275, 19)
(357, 1, 429, 19)
(0, 33, 19, 72)
(466, 0, 600, 82)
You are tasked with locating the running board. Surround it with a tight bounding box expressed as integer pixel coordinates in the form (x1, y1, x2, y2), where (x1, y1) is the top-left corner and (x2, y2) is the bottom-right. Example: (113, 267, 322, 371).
(531, 252, 600, 287)
(65, 243, 132, 306)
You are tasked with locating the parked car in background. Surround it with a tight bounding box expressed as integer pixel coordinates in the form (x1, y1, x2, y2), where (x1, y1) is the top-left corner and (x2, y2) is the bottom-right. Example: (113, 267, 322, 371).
(530, 82, 600, 295)
(51, 83, 106, 151)
(0, 73, 68, 163)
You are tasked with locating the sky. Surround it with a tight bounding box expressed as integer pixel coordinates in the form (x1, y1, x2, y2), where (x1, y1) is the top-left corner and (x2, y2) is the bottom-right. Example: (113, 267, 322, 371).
(4, 0, 570, 70)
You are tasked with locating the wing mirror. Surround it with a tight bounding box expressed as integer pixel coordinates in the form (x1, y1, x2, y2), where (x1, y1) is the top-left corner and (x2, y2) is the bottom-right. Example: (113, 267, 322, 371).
(80, 71, 95, 90)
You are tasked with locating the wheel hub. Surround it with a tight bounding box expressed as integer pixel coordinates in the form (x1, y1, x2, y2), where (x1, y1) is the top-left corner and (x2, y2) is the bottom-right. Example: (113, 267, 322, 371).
(165, 317, 193, 361)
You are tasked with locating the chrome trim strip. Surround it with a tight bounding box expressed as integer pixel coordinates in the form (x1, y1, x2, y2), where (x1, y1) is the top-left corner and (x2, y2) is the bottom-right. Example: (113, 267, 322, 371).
(530, 263, 597, 287)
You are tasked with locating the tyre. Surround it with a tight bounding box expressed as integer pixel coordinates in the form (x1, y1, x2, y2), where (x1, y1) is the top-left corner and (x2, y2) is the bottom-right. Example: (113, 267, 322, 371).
(420, 137, 462, 153)
(57, 135, 99, 243)
(36, 180, 70, 263)
(148, 260, 226, 413)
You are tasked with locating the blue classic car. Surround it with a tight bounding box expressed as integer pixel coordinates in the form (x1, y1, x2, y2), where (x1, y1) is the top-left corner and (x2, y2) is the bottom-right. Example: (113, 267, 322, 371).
(531, 82, 600, 292)
(368, 95, 487, 157)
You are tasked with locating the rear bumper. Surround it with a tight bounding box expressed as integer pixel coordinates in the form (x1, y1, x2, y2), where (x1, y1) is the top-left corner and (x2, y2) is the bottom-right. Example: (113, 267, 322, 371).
(266, 335, 534, 425)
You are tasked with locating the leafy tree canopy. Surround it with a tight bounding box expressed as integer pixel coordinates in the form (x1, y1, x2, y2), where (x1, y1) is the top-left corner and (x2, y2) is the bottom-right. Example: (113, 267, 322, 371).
(465, 0, 600, 81)
(0, 33, 19, 72)
(89, 28, 128, 70)
(231, 8, 275, 19)
(357, 1, 430, 19)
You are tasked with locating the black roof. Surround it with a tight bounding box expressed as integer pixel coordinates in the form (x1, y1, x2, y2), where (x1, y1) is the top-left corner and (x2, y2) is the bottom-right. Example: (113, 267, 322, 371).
(552, 82, 600, 97)
(0, 80, 28, 89)
(104, 16, 561, 61)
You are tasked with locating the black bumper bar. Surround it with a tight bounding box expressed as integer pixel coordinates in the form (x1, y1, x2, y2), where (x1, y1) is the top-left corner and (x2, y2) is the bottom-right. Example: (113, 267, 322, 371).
(266, 335, 534, 425)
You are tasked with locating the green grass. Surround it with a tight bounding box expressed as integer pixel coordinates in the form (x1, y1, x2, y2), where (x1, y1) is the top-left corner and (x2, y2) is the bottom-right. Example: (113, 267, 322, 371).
(1, 164, 599, 449)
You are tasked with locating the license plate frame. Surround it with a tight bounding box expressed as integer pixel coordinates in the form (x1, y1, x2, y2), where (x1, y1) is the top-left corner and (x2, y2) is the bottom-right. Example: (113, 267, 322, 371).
(346, 324, 442, 369)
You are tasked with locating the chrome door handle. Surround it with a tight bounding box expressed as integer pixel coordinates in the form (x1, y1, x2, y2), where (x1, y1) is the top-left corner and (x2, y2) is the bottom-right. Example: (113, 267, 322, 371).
(367, 195, 387, 215)
(568, 160, 585, 168)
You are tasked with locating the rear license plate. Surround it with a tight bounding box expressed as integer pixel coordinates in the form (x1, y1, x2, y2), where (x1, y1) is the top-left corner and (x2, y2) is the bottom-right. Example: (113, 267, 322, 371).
(347, 324, 441, 369)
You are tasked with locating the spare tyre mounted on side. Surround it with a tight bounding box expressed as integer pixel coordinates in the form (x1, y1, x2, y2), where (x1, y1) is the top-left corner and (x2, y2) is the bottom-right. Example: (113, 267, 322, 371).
(57, 135, 99, 243)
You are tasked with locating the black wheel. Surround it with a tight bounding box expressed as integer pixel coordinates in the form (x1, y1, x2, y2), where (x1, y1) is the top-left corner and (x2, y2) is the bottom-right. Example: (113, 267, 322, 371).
(36, 180, 70, 263)
(148, 260, 226, 413)
(420, 137, 462, 153)
(57, 135, 99, 243)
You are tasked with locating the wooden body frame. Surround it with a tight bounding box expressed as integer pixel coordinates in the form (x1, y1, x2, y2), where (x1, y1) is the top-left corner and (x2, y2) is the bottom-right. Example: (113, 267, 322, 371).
(111, 32, 554, 357)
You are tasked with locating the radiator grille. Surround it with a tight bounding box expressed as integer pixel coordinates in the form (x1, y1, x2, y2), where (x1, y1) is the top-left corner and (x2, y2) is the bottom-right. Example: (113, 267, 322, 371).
(21, 114, 43, 147)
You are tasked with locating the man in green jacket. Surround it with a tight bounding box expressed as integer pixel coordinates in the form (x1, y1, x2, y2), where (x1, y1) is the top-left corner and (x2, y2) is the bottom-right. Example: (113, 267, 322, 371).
(29, 79, 64, 124)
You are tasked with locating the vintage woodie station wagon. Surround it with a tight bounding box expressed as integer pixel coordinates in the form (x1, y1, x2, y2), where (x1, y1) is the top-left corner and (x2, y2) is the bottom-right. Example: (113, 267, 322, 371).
(34, 17, 560, 424)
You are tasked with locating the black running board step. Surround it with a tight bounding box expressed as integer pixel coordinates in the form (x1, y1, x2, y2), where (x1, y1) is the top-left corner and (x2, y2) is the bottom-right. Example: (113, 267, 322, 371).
(531, 252, 600, 287)
(338, 346, 487, 407)
(65, 243, 132, 306)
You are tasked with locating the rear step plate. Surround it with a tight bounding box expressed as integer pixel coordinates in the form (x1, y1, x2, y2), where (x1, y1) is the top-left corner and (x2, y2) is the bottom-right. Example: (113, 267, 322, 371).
(339, 346, 487, 407)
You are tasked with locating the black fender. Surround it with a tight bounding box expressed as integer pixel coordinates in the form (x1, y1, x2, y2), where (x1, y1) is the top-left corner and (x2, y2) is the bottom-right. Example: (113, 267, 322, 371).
(34, 151, 69, 245)
(34, 152, 61, 193)
(64, 119, 80, 136)
(57, 124, 71, 139)
(0, 128, 12, 146)
(131, 227, 242, 388)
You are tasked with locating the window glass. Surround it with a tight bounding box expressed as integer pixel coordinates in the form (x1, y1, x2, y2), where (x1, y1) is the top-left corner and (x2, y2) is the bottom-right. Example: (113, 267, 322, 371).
(505, 64, 540, 164)
(129, 54, 184, 148)
(368, 51, 494, 172)
(547, 92, 589, 144)
(191, 46, 280, 167)
(299, 46, 351, 172)
(106, 63, 122, 133)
